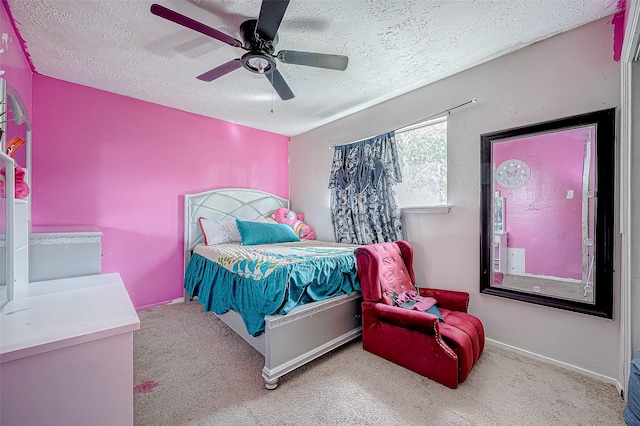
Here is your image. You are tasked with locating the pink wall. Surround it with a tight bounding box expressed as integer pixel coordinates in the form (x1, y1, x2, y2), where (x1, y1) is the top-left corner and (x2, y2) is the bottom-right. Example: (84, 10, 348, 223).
(493, 127, 594, 280)
(612, 0, 628, 61)
(31, 75, 289, 309)
(1, 1, 32, 168)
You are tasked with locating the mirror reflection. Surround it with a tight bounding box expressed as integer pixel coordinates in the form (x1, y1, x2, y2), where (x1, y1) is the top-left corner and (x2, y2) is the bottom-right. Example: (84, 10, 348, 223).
(492, 126, 596, 303)
(480, 109, 614, 318)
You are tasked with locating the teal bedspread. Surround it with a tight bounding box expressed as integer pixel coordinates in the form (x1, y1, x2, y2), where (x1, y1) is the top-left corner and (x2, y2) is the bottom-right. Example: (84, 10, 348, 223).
(184, 242, 360, 336)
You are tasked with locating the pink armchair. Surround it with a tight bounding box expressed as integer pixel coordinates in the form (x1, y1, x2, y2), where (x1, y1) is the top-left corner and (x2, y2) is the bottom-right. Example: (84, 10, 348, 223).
(354, 240, 485, 389)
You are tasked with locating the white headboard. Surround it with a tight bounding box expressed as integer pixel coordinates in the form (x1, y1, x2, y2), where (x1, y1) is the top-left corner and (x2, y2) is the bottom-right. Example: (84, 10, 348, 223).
(184, 188, 289, 253)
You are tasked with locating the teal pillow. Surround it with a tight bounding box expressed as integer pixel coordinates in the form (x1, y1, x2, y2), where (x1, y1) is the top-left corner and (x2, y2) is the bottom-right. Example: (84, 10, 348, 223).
(236, 219, 301, 245)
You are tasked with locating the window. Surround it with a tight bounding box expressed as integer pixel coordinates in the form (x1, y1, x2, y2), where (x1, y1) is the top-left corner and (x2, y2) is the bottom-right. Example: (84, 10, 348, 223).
(394, 117, 447, 207)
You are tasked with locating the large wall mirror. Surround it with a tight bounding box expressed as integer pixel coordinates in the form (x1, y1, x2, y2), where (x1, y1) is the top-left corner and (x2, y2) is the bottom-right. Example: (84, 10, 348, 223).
(480, 109, 615, 318)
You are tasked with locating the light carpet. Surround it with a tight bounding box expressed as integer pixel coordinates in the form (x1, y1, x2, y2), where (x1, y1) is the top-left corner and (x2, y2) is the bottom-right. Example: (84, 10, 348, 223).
(133, 301, 625, 426)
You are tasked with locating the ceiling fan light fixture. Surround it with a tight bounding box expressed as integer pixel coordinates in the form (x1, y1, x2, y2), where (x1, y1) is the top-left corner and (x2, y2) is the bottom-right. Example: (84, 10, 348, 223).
(241, 53, 276, 75)
(150, 1, 347, 101)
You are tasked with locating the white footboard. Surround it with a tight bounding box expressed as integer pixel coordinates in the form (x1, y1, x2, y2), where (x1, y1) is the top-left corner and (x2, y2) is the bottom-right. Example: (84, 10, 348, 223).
(210, 292, 362, 389)
(262, 292, 362, 389)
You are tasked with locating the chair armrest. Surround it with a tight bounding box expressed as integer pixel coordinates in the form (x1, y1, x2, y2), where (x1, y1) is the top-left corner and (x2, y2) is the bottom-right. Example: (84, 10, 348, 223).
(418, 288, 469, 312)
(372, 303, 440, 335)
(354, 246, 383, 302)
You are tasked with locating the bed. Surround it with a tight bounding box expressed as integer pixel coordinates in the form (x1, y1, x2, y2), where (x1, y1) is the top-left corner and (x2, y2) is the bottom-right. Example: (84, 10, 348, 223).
(183, 188, 363, 389)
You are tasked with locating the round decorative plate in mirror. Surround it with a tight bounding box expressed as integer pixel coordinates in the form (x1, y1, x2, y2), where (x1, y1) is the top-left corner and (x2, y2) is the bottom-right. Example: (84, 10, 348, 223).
(495, 159, 530, 188)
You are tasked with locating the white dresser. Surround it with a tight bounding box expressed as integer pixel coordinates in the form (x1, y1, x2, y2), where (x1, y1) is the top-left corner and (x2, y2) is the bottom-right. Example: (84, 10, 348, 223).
(1, 81, 139, 425)
(0, 273, 140, 426)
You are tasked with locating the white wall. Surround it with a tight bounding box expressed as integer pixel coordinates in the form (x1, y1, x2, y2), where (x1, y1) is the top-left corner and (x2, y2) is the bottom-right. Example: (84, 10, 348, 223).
(290, 17, 622, 382)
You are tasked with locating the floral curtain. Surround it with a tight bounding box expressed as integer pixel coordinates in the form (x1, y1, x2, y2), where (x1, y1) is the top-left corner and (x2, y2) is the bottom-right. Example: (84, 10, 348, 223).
(328, 131, 403, 244)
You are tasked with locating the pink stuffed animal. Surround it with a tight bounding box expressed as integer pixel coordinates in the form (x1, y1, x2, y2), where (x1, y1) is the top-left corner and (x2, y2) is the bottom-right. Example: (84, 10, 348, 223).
(272, 207, 316, 240)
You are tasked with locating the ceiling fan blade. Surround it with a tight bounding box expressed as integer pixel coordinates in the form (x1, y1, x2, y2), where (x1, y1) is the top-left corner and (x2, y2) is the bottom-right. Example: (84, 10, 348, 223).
(256, 0, 290, 41)
(276, 50, 348, 71)
(196, 59, 242, 82)
(150, 4, 242, 48)
(266, 69, 295, 101)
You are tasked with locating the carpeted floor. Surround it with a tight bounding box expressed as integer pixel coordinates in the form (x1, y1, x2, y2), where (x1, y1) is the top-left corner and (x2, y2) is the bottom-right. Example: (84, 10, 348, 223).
(500, 274, 592, 303)
(133, 302, 625, 426)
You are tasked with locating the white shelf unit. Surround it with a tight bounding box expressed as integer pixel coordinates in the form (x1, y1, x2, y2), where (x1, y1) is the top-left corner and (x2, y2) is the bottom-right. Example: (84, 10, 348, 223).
(1, 78, 31, 306)
(0, 162, 27, 305)
(494, 231, 508, 274)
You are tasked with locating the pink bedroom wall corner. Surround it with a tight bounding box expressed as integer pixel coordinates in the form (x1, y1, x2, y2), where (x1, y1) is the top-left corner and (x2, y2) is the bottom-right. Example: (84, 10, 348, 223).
(1, 0, 35, 73)
(32, 75, 289, 309)
(612, 0, 629, 61)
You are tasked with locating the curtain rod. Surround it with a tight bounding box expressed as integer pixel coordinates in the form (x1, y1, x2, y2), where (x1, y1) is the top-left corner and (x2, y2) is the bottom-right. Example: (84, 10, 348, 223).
(329, 98, 477, 150)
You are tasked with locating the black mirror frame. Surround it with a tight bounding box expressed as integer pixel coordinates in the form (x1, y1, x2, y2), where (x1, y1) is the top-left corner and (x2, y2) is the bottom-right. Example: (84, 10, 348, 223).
(480, 108, 615, 319)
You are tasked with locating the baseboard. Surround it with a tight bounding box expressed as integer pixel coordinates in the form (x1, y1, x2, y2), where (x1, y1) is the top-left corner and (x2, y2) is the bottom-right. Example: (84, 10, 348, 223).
(487, 339, 623, 396)
(135, 297, 185, 311)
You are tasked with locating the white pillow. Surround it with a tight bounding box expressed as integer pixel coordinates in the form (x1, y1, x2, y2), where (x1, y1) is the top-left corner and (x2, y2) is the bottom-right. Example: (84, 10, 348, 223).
(198, 217, 275, 245)
(198, 218, 241, 245)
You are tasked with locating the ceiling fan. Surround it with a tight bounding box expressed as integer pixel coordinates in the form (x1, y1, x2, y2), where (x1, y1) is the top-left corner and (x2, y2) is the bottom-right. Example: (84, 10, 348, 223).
(150, 0, 349, 101)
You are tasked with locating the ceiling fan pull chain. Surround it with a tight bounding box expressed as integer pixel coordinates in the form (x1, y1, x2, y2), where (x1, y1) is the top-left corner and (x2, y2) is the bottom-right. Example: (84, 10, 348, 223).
(270, 73, 274, 113)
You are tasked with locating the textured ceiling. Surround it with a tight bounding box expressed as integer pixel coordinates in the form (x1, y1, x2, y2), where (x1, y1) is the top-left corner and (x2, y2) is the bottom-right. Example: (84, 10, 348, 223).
(6, 0, 616, 136)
